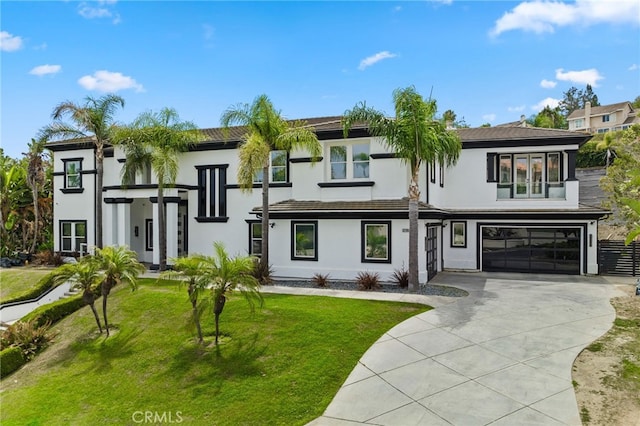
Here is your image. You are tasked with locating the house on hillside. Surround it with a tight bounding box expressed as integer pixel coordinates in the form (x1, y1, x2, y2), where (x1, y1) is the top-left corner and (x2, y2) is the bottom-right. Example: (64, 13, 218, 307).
(567, 101, 640, 134)
(47, 118, 607, 281)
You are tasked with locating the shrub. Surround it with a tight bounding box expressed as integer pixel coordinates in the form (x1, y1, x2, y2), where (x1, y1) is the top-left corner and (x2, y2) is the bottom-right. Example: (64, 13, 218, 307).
(356, 271, 381, 291)
(391, 265, 409, 288)
(0, 319, 53, 360)
(251, 258, 274, 285)
(32, 250, 64, 267)
(22, 295, 85, 327)
(0, 346, 26, 377)
(311, 273, 330, 288)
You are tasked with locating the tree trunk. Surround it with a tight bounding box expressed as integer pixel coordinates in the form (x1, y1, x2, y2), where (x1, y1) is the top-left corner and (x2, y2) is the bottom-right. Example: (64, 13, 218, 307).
(158, 185, 166, 271)
(83, 289, 102, 333)
(102, 276, 115, 337)
(214, 294, 226, 345)
(189, 285, 203, 344)
(408, 169, 421, 293)
(260, 163, 270, 272)
(95, 144, 104, 249)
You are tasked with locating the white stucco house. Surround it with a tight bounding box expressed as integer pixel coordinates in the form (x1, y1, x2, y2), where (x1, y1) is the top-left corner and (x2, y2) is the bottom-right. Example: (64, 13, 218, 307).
(47, 117, 607, 282)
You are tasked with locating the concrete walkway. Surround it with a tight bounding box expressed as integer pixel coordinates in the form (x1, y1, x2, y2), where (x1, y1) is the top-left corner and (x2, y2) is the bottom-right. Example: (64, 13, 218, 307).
(280, 272, 632, 426)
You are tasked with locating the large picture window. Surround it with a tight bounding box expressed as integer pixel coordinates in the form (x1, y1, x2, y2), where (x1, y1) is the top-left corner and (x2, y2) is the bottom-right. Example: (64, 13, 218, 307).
(291, 221, 317, 261)
(60, 220, 87, 253)
(329, 143, 369, 180)
(361, 221, 391, 263)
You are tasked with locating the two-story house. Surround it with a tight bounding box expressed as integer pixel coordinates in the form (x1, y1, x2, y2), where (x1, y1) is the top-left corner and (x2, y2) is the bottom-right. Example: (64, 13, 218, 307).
(567, 101, 640, 134)
(47, 118, 606, 282)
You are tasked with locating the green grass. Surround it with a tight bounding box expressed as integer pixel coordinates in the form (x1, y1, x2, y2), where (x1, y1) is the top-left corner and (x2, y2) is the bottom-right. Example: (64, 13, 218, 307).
(0, 267, 52, 303)
(1, 278, 429, 425)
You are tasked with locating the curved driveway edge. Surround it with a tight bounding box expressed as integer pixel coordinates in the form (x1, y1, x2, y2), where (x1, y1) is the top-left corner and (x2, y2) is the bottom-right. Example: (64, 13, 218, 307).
(304, 272, 629, 426)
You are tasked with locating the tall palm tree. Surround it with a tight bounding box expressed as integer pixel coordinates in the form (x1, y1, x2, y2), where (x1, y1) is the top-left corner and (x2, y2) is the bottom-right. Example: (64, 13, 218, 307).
(41, 258, 105, 333)
(114, 108, 204, 271)
(94, 245, 145, 337)
(38, 94, 125, 249)
(220, 94, 321, 273)
(160, 255, 211, 344)
(24, 138, 47, 254)
(201, 242, 262, 345)
(343, 86, 461, 292)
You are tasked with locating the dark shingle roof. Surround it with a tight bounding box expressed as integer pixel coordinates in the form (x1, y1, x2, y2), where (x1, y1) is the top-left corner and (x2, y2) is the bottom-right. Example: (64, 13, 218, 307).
(455, 126, 587, 142)
(253, 199, 443, 213)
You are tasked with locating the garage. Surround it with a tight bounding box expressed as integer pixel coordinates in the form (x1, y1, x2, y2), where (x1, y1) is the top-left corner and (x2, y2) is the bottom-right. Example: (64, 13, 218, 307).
(482, 226, 581, 274)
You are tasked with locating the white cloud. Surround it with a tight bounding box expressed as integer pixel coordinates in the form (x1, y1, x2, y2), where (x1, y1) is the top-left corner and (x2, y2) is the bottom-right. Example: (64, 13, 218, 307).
(555, 68, 604, 87)
(0, 31, 24, 52)
(490, 0, 640, 37)
(629, 64, 639, 71)
(78, 70, 144, 93)
(78, 1, 120, 24)
(482, 113, 497, 122)
(532, 97, 560, 112)
(358, 51, 397, 71)
(508, 105, 526, 112)
(540, 79, 557, 89)
(29, 64, 61, 76)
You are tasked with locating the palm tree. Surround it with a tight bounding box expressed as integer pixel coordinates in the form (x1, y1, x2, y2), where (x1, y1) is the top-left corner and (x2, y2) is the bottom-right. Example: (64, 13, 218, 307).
(94, 245, 145, 337)
(202, 242, 262, 345)
(596, 132, 617, 167)
(220, 94, 321, 273)
(24, 139, 47, 254)
(114, 108, 204, 271)
(41, 258, 105, 333)
(160, 255, 211, 344)
(343, 86, 461, 292)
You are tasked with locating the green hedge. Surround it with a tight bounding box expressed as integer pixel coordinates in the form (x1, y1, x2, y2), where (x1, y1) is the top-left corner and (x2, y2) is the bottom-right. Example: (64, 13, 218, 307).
(0, 346, 26, 377)
(577, 139, 606, 168)
(0, 275, 54, 306)
(21, 295, 85, 327)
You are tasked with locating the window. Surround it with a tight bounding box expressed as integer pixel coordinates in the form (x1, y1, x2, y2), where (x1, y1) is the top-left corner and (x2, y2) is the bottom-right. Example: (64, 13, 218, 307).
(499, 155, 512, 184)
(254, 150, 288, 183)
(439, 162, 445, 187)
(451, 221, 466, 248)
(597, 128, 609, 134)
(547, 153, 560, 183)
(60, 221, 87, 253)
(249, 222, 262, 257)
(291, 221, 317, 261)
(62, 158, 83, 190)
(145, 219, 153, 251)
(196, 165, 228, 221)
(430, 160, 436, 183)
(329, 143, 369, 180)
(573, 118, 584, 129)
(602, 115, 610, 123)
(361, 221, 391, 263)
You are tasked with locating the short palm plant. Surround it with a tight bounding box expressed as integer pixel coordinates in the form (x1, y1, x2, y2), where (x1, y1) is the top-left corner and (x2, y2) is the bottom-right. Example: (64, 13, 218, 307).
(41, 257, 105, 334)
(94, 246, 145, 337)
(202, 242, 263, 345)
(160, 256, 211, 344)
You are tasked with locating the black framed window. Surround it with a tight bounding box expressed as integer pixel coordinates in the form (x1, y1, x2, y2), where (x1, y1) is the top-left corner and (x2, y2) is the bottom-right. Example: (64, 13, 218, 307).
(61, 158, 84, 193)
(430, 160, 436, 183)
(451, 221, 467, 248)
(439, 161, 445, 188)
(291, 221, 317, 261)
(361, 221, 391, 263)
(60, 220, 87, 253)
(248, 222, 262, 257)
(196, 165, 228, 222)
(145, 219, 153, 251)
(254, 150, 288, 183)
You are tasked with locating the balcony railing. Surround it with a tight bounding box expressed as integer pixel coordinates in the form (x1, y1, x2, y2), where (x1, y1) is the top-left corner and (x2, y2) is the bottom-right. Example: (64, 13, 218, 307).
(497, 181, 566, 200)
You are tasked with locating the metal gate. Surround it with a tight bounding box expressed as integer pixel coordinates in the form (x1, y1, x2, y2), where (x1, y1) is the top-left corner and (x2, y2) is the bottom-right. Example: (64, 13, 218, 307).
(598, 240, 639, 276)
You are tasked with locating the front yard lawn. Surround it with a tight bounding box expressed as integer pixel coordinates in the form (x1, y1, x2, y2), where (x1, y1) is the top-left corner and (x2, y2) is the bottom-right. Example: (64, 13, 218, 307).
(1, 278, 429, 425)
(0, 267, 52, 304)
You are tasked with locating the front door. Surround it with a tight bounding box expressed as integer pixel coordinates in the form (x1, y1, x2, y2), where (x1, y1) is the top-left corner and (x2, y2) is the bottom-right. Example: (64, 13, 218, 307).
(515, 154, 544, 198)
(426, 226, 438, 281)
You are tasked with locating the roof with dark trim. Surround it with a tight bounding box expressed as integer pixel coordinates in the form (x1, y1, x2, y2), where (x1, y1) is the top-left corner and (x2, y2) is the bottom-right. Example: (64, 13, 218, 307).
(567, 101, 633, 120)
(252, 198, 444, 213)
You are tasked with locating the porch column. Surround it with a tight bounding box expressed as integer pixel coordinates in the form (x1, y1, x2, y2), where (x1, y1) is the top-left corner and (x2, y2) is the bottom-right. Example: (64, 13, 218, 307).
(165, 201, 179, 266)
(152, 202, 160, 266)
(116, 202, 131, 247)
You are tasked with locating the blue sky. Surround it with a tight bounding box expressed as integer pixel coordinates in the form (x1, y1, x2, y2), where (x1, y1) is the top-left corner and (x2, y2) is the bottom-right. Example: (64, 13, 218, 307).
(1, 0, 639, 159)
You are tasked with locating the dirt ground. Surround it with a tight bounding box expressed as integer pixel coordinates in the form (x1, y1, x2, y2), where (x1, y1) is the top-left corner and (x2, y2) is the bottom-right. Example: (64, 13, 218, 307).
(572, 283, 640, 426)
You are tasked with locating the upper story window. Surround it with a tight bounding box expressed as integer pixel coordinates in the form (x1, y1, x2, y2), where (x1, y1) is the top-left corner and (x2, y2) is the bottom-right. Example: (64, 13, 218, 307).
(329, 143, 369, 180)
(547, 153, 560, 183)
(602, 115, 610, 123)
(496, 152, 565, 200)
(573, 118, 584, 129)
(254, 150, 288, 183)
(64, 159, 82, 189)
(499, 155, 512, 184)
(196, 165, 228, 222)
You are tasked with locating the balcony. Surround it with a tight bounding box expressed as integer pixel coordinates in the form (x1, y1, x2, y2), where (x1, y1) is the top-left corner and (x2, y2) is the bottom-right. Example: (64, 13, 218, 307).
(497, 181, 566, 200)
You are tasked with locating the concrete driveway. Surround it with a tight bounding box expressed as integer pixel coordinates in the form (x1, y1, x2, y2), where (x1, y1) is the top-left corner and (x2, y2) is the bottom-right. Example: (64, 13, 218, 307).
(307, 272, 629, 426)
